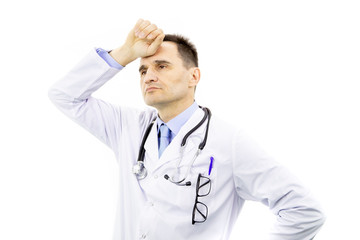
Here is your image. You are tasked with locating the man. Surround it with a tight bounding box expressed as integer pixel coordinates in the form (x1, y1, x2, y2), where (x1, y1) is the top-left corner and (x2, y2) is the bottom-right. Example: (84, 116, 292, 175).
(49, 19, 325, 240)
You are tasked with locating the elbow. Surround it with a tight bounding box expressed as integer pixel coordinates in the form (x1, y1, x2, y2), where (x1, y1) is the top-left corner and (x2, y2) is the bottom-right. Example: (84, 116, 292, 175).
(47, 86, 61, 108)
(306, 206, 326, 238)
(301, 202, 327, 235)
(48, 87, 56, 103)
(47, 86, 73, 106)
(48, 87, 65, 109)
(47, 86, 75, 112)
(314, 206, 326, 228)
(306, 197, 326, 229)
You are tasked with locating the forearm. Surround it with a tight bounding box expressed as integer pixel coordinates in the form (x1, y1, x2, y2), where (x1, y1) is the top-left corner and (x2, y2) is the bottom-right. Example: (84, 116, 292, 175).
(48, 48, 121, 104)
(268, 177, 325, 239)
(109, 45, 137, 67)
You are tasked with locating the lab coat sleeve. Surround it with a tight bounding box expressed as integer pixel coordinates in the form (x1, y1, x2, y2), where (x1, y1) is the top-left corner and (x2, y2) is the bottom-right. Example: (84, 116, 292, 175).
(48, 48, 153, 153)
(232, 130, 325, 239)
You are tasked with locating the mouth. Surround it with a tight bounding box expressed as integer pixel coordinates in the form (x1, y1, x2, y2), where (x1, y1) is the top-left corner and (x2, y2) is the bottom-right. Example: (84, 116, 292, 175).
(145, 87, 160, 93)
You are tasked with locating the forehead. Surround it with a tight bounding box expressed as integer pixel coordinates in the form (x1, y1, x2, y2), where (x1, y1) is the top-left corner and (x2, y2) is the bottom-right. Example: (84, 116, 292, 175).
(140, 42, 181, 65)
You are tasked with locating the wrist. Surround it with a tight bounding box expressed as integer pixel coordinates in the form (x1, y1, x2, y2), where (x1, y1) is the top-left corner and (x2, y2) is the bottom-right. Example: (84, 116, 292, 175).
(109, 45, 136, 66)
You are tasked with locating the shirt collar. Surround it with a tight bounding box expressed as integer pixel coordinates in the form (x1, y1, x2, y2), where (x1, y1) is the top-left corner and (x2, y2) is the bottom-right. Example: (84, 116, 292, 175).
(157, 101, 199, 136)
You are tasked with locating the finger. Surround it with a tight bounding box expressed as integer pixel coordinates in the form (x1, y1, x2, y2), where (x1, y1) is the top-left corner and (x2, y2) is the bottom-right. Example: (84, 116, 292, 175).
(135, 20, 151, 37)
(138, 24, 157, 39)
(147, 28, 162, 40)
(147, 31, 165, 54)
(134, 18, 144, 32)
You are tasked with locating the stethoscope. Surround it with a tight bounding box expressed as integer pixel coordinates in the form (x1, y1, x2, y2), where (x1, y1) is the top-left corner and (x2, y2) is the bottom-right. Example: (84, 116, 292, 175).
(132, 106, 211, 186)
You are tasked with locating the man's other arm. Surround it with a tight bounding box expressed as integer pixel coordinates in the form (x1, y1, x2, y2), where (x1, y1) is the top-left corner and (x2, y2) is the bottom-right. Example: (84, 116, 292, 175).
(232, 130, 325, 239)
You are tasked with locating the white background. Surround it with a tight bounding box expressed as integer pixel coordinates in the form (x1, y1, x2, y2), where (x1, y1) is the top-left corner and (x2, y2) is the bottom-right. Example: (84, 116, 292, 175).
(0, 0, 359, 239)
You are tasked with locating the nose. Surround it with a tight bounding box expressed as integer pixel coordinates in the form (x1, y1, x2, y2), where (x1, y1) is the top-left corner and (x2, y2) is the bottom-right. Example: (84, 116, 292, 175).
(143, 68, 158, 84)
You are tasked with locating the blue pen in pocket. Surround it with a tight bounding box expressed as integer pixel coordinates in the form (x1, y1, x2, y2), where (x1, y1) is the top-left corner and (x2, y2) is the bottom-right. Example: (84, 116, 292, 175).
(208, 156, 214, 175)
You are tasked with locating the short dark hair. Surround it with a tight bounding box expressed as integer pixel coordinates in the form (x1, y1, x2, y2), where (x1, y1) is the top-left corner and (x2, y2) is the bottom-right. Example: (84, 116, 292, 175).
(163, 34, 198, 68)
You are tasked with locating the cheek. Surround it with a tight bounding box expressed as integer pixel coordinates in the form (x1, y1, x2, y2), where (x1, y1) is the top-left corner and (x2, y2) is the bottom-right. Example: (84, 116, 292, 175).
(139, 79, 146, 91)
(172, 76, 190, 91)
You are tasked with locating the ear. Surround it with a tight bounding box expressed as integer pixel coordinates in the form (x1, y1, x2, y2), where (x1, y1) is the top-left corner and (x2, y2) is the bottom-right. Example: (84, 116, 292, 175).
(188, 67, 201, 88)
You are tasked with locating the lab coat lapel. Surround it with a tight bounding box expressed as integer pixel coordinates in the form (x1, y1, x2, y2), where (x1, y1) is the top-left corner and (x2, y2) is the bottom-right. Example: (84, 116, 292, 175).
(152, 108, 205, 171)
(143, 122, 159, 173)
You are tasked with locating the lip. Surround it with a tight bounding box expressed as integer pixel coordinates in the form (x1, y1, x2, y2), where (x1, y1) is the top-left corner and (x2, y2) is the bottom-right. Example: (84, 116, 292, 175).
(145, 87, 160, 92)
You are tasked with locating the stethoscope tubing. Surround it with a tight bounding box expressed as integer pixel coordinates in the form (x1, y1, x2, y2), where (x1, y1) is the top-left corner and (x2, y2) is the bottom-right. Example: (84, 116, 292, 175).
(133, 107, 211, 185)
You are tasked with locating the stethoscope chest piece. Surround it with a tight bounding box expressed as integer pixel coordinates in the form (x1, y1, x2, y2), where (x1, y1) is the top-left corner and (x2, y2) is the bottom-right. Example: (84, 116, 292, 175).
(133, 161, 147, 180)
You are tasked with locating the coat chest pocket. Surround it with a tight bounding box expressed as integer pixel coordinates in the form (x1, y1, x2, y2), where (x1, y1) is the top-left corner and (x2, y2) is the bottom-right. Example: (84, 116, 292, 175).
(170, 155, 218, 220)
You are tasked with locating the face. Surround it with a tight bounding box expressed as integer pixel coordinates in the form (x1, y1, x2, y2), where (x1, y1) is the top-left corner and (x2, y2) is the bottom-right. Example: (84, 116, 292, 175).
(139, 42, 199, 110)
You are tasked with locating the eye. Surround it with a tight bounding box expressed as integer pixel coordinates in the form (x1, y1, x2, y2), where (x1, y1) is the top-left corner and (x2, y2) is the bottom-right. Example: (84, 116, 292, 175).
(140, 70, 147, 76)
(158, 65, 166, 69)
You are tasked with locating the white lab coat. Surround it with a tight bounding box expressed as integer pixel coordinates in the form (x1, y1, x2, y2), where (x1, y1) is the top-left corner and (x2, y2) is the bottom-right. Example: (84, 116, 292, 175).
(48, 48, 325, 240)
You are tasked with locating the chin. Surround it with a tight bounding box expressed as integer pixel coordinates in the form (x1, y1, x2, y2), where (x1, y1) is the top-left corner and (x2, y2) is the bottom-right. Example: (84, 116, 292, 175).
(144, 98, 159, 107)
(144, 98, 168, 109)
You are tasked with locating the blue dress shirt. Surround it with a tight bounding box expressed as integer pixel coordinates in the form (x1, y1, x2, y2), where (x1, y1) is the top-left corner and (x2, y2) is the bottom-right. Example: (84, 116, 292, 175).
(156, 102, 199, 142)
(96, 48, 124, 70)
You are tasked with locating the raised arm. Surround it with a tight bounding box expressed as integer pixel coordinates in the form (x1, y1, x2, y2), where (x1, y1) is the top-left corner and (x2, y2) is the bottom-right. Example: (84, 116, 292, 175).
(48, 19, 163, 150)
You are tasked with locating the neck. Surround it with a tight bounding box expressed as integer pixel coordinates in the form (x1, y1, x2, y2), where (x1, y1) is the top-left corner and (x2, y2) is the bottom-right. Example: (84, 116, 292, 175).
(157, 98, 195, 123)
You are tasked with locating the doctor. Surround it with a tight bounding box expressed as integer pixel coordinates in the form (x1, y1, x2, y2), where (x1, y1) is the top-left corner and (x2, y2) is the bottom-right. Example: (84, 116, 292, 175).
(49, 19, 325, 240)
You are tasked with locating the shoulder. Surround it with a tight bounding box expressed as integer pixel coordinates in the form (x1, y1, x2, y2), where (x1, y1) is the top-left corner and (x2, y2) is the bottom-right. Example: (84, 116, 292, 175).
(208, 114, 240, 138)
(208, 112, 262, 153)
(117, 105, 157, 127)
(206, 113, 242, 155)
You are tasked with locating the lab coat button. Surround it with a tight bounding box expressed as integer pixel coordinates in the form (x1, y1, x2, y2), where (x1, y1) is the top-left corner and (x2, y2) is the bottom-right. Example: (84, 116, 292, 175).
(140, 234, 147, 239)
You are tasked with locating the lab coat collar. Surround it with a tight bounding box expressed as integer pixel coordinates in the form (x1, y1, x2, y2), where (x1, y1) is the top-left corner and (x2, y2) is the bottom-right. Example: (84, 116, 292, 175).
(156, 101, 199, 136)
(144, 107, 206, 173)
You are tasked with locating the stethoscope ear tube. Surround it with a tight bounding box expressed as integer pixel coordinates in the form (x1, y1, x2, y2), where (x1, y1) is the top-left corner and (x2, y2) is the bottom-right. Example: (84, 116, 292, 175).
(136, 119, 156, 163)
(181, 107, 211, 148)
(199, 108, 211, 150)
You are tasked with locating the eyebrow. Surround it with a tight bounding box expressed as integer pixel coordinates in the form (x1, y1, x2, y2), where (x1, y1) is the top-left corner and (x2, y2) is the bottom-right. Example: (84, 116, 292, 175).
(139, 60, 172, 73)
